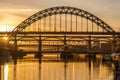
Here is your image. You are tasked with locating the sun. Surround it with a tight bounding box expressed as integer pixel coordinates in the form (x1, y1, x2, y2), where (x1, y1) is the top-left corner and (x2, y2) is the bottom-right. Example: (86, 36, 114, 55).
(0, 25, 15, 32)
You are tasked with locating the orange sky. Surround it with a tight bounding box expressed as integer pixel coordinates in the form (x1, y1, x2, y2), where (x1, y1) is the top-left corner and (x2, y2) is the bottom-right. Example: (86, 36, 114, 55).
(0, 0, 120, 31)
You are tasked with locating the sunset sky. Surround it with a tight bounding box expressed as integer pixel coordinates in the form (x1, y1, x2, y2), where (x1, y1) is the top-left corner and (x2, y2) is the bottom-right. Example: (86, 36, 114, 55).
(0, 0, 120, 31)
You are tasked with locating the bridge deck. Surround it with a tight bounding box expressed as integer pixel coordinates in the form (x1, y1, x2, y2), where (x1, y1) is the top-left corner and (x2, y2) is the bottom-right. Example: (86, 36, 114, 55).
(24, 51, 111, 54)
(0, 32, 120, 35)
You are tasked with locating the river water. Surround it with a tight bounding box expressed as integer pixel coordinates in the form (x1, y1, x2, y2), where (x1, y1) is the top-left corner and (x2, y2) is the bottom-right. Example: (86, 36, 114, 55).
(0, 54, 116, 80)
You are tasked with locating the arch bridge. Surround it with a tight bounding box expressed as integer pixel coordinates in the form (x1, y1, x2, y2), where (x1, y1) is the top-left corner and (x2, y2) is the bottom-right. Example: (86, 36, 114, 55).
(9, 6, 120, 56)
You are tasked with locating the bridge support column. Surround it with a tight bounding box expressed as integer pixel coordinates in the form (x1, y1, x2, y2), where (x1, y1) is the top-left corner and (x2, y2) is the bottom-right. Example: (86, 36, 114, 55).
(88, 36, 91, 52)
(14, 35, 18, 51)
(64, 35, 67, 45)
(112, 35, 117, 53)
(38, 35, 42, 62)
(13, 34, 18, 63)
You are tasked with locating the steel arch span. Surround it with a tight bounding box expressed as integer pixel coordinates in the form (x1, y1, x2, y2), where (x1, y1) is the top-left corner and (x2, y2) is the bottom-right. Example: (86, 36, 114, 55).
(10, 6, 119, 55)
(12, 6, 115, 32)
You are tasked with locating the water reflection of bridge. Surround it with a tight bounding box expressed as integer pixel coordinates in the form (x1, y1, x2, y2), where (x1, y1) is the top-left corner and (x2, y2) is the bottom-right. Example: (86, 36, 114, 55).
(1, 6, 120, 56)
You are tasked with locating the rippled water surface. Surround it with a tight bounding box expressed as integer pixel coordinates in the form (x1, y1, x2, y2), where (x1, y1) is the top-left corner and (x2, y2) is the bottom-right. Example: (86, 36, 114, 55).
(0, 54, 116, 80)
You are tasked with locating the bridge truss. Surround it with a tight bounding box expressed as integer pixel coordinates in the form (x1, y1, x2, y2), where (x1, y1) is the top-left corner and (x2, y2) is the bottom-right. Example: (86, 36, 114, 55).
(4, 6, 120, 54)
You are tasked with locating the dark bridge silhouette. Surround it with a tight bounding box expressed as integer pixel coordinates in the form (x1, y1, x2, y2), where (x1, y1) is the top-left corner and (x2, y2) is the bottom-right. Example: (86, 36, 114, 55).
(12, 6, 115, 32)
(4, 6, 120, 57)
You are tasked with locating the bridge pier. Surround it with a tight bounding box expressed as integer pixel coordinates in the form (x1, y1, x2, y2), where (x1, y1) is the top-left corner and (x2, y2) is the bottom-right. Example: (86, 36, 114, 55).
(14, 34, 18, 51)
(114, 61, 120, 80)
(64, 35, 67, 45)
(35, 35, 42, 61)
(12, 34, 18, 60)
(88, 35, 91, 53)
(112, 35, 117, 53)
(87, 36, 97, 59)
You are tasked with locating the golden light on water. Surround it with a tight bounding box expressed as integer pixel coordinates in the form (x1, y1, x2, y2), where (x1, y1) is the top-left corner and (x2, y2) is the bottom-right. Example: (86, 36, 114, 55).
(4, 64, 8, 80)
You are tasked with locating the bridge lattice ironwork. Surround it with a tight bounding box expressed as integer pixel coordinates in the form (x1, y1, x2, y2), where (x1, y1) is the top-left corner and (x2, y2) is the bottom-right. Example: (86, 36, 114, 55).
(6, 6, 120, 55)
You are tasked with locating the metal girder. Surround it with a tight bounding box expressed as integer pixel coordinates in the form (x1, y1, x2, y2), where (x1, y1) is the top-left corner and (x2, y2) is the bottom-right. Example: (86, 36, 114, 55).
(12, 6, 115, 33)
